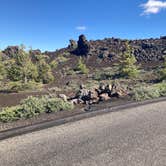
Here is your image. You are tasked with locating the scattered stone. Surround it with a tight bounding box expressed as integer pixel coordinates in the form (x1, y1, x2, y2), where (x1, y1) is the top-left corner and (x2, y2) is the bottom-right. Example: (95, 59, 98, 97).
(58, 94, 68, 102)
(99, 93, 110, 101)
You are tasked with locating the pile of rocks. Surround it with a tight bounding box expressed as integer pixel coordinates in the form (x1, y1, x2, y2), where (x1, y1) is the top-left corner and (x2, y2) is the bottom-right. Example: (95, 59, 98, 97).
(68, 35, 166, 62)
(59, 83, 128, 105)
(89, 36, 166, 62)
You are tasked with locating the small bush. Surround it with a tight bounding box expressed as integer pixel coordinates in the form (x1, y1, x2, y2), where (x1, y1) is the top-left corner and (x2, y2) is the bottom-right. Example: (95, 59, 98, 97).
(159, 67, 166, 80)
(93, 71, 113, 81)
(132, 82, 166, 101)
(45, 97, 74, 113)
(7, 81, 43, 92)
(42, 71, 54, 84)
(50, 60, 58, 69)
(0, 106, 23, 122)
(74, 58, 89, 74)
(37, 60, 54, 84)
(0, 96, 74, 123)
(21, 96, 45, 118)
(56, 55, 68, 63)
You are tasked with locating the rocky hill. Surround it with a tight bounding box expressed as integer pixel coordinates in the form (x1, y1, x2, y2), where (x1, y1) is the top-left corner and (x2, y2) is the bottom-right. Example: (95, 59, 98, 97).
(2, 35, 166, 63)
(43, 35, 166, 63)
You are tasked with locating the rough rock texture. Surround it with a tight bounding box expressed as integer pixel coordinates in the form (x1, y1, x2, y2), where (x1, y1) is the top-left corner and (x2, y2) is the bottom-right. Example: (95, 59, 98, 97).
(68, 40, 77, 50)
(74, 35, 91, 56)
(2, 46, 20, 58)
(69, 35, 166, 62)
(89, 36, 166, 62)
(1, 35, 166, 63)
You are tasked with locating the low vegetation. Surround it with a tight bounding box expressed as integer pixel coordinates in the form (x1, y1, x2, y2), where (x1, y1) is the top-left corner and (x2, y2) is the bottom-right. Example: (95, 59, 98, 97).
(132, 82, 166, 101)
(1, 37, 166, 124)
(0, 96, 74, 123)
(0, 47, 55, 92)
(74, 58, 89, 74)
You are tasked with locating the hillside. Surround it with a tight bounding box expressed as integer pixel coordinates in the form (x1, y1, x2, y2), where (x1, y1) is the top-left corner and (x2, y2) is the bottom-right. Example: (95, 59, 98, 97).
(1, 35, 166, 124)
(43, 35, 166, 63)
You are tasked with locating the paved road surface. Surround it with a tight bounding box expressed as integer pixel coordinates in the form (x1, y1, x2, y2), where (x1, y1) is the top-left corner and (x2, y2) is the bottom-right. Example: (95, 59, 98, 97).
(0, 101, 166, 166)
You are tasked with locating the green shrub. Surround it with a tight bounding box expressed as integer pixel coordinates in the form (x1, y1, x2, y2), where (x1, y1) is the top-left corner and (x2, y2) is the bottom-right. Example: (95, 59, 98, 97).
(45, 97, 74, 113)
(37, 60, 54, 84)
(56, 55, 68, 63)
(7, 64, 22, 81)
(21, 96, 45, 118)
(153, 82, 166, 96)
(42, 71, 54, 84)
(132, 83, 166, 101)
(74, 58, 89, 74)
(93, 71, 113, 81)
(66, 69, 76, 75)
(0, 96, 74, 123)
(0, 56, 6, 80)
(158, 58, 166, 80)
(7, 52, 39, 83)
(7, 81, 43, 92)
(0, 106, 23, 122)
(50, 60, 58, 69)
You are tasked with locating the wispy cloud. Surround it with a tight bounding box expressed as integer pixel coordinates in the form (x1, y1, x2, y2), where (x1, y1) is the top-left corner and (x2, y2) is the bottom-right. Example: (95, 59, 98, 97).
(141, 0, 166, 15)
(76, 26, 87, 31)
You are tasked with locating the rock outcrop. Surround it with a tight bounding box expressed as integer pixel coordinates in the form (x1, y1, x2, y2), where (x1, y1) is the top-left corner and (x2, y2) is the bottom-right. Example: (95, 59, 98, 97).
(3, 46, 20, 58)
(1, 35, 166, 63)
(89, 37, 166, 62)
(68, 40, 77, 50)
(74, 35, 91, 56)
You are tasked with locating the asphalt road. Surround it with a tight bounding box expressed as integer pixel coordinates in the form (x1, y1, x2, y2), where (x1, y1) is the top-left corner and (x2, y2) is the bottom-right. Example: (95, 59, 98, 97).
(0, 101, 166, 166)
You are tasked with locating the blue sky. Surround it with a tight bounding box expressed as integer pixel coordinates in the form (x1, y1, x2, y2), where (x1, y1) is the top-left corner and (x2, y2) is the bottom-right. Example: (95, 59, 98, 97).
(0, 0, 166, 51)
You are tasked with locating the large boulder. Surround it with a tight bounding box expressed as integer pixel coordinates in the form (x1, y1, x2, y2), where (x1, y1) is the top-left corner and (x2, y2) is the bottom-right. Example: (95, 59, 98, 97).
(99, 93, 110, 101)
(75, 35, 90, 56)
(68, 39, 77, 50)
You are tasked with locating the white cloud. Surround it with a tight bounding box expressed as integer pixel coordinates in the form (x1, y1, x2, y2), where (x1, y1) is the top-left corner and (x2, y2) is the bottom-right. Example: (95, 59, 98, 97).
(76, 26, 87, 31)
(141, 0, 166, 15)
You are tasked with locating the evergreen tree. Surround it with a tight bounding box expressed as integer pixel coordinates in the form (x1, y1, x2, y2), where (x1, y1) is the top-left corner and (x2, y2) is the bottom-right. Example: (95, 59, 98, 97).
(0, 55, 6, 80)
(119, 42, 139, 78)
(159, 57, 166, 80)
(36, 57, 54, 84)
(7, 50, 38, 83)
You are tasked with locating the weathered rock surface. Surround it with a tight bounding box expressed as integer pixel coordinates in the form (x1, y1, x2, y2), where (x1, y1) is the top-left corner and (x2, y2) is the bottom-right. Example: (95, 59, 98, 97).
(3, 46, 20, 57)
(1, 35, 166, 63)
(74, 35, 91, 56)
(68, 40, 77, 50)
(89, 37, 166, 62)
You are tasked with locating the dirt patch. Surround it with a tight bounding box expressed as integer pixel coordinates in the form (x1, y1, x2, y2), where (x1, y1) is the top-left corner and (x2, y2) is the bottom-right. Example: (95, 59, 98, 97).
(0, 91, 47, 107)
